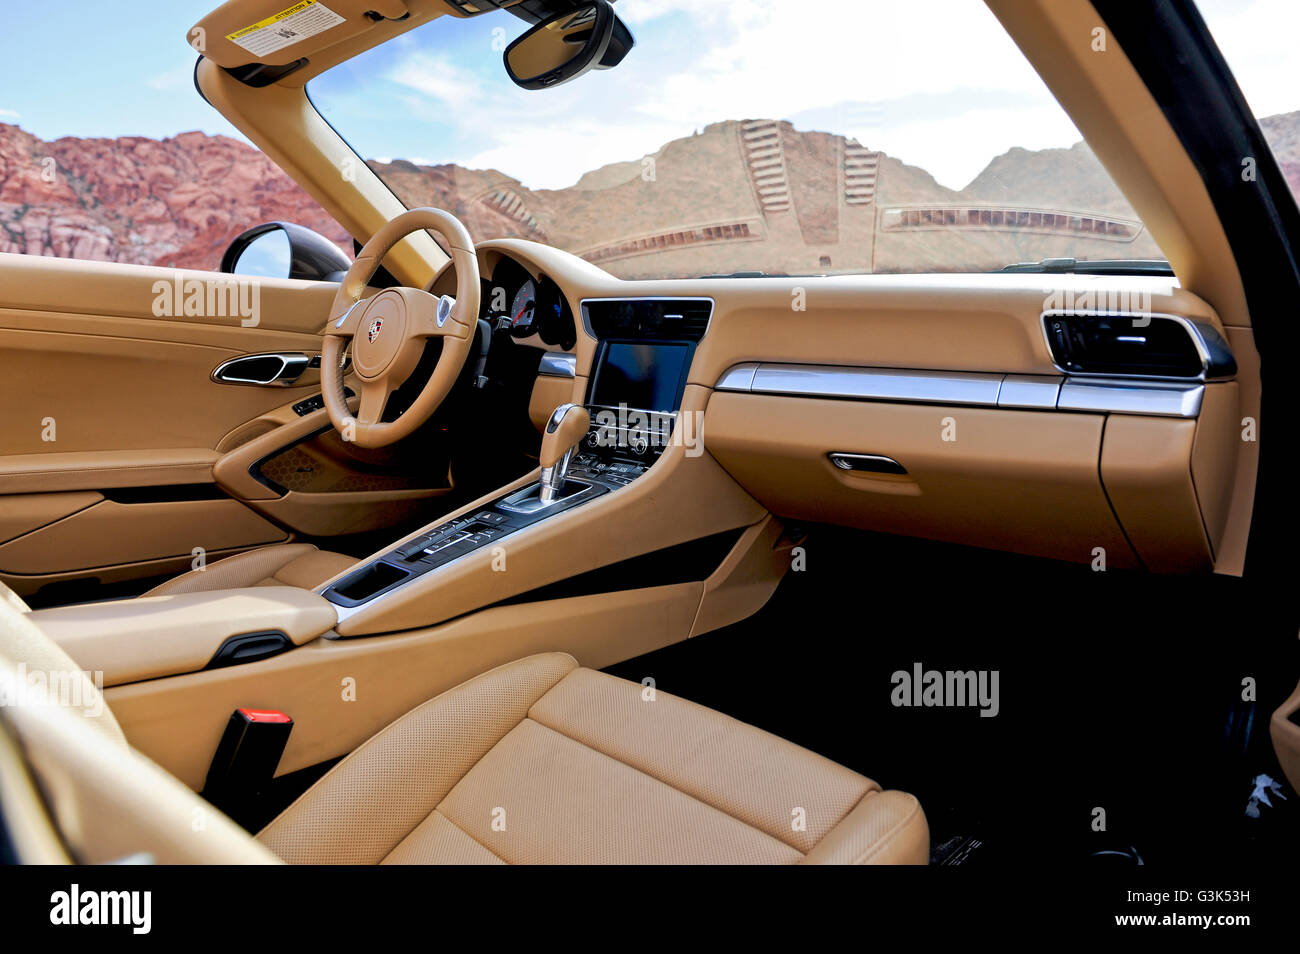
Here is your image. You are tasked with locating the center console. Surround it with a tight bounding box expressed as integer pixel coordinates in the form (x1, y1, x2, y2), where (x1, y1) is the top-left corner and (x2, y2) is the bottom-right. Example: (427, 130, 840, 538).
(320, 296, 714, 619)
(573, 297, 713, 479)
(323, 473, 612, 611)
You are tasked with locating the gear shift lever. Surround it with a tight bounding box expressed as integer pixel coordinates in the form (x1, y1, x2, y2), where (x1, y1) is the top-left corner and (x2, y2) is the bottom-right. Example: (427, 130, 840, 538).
(538, 403, 590, 504)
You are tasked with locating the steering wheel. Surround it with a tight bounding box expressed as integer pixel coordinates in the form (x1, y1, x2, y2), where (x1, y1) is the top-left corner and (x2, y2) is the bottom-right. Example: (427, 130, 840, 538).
(321, 208, 481, 449)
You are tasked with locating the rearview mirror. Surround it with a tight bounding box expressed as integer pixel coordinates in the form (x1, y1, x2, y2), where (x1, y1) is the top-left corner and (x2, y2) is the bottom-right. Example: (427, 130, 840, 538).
(220, 222, 352, 282)
(504, 0, 634, 90)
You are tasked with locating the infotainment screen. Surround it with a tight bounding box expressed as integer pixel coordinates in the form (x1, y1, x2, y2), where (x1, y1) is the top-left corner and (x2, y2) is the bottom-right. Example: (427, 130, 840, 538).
(591, 341, 690, 412)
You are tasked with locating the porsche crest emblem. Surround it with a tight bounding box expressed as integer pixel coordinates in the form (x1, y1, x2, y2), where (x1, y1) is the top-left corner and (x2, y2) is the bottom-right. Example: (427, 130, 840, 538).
(367, 317, 383, 343)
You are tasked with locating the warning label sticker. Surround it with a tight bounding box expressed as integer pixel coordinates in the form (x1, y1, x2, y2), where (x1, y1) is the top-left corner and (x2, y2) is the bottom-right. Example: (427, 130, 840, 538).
(225, 1, 345, 58)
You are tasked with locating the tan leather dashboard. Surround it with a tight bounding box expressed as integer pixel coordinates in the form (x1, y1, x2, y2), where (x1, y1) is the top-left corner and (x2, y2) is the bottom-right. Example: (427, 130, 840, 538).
(446, 240, 1252, 578)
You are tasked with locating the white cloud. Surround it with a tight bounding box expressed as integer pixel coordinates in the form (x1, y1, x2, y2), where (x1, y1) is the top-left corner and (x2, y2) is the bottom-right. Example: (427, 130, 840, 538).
(367, 0, 1298, 192)
(0, 108, 19, 119)
(384, 46, 682, 188)
(387, 53, 477, 108)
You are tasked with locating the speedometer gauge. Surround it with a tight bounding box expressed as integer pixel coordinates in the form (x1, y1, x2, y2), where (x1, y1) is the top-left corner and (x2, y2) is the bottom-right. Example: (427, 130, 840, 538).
(509, 280, 537, 335)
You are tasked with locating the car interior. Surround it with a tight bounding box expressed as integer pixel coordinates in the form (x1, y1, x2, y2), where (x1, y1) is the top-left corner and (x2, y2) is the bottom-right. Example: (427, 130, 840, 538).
(0, 0, 1297, 869)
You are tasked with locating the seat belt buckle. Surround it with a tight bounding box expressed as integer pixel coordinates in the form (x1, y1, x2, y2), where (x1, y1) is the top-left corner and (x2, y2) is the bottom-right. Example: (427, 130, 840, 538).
(201, 708, 293, 828)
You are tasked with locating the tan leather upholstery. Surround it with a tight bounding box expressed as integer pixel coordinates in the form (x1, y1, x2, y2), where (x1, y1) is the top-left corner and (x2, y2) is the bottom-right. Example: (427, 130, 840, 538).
(0, 581, 125, 744)
(0, 579, 926, 865)
(0, 654, 280, 864)
(144, 543, 355, 596)
(259, 653, 928, 865)
(31, 587, 338, 687)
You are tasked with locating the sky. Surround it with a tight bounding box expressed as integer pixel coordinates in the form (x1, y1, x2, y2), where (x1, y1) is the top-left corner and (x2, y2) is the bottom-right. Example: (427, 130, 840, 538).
(0, 0, 1296, 193)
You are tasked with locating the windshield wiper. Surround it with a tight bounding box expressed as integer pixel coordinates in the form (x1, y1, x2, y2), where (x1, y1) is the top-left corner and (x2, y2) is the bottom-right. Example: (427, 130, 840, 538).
(999, 257, 1174, 276)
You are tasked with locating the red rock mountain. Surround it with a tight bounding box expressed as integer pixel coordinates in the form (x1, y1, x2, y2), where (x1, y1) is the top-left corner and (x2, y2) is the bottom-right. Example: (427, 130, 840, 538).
(0, 123, 349, 269)
(2, 111, 1299, 277)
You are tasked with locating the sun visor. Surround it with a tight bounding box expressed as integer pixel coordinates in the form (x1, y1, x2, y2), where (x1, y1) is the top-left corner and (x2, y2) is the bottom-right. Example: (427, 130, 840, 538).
(190, 0, 413, 69)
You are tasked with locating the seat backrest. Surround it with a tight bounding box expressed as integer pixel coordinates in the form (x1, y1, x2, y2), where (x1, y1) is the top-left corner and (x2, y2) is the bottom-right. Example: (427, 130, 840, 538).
(0, 581, 279, 864)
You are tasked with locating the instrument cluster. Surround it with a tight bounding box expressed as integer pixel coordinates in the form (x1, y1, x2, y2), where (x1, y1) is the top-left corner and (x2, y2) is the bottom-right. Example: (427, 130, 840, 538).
(484, 255, 577, 350)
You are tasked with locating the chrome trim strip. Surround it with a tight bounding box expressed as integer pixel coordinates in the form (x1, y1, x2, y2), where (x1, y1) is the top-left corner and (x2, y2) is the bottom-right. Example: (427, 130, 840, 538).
(716, 362, 1205, 418)
(585, 403, 678, 417)
(998, 374, 1063, 410)
(1057, 378, 1204, 417)
(1040, 310, 1237, 382)
(334, 298, 365, 329)
(746, 363, 1004, 407)
(537, 352, 578, 378)
(578, 296, 716, 339)
(499, 479, 596, 515)
(715, 362, 758, 391)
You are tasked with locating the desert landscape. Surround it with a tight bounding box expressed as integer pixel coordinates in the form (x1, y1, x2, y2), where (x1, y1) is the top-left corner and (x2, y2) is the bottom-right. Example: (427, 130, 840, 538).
(2, 110, 1297, 278)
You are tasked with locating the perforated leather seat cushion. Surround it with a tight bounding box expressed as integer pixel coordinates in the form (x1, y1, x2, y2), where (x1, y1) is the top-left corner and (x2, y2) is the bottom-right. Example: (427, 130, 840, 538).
(258, 653, 928, 865)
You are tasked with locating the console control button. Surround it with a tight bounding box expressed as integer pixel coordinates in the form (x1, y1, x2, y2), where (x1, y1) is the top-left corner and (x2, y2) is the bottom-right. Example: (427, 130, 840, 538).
(397, 537, 433, 560)
(424, 530, 471, 554)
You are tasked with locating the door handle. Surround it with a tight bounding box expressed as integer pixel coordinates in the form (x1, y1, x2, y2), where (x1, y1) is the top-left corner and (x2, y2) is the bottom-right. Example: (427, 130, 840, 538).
(827, 452, 908, 475)
(212, 353, 316, 387)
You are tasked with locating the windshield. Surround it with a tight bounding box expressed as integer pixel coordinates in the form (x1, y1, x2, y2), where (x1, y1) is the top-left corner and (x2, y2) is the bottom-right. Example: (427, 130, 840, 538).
(310, 0, 1168, 279)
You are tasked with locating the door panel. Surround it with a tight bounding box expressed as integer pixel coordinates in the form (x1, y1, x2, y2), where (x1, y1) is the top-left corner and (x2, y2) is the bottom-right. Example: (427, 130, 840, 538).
(0, 498, 287, 577)
(0, 492, 102, 543)
(0, 252, 449, 595)
(0, 253, 334, 458)
(0, 448, 219, 493)
(211, 397, 453, 537)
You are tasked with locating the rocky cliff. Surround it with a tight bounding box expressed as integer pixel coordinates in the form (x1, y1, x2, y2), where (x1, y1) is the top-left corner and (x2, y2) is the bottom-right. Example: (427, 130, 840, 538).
(0, 123, 349, 269)
(3, 110, 1298, 277)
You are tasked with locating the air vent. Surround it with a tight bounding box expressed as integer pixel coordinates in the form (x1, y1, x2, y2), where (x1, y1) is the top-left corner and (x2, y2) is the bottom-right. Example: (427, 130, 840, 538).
(583, 298, 713, 342)
(1043, 313, 1216, 379)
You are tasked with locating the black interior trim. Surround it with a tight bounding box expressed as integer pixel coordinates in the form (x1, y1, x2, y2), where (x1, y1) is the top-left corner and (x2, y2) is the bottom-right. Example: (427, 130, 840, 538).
(491, 528, 746, 606)
(248, 424, 335, 496)
(223, 58, 308, 88)
(100, 484, 229, 504)
(1090, 0, 1300, 581)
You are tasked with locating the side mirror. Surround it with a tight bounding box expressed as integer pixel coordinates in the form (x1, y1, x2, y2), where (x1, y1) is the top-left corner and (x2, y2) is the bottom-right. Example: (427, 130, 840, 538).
(504, 0, 633, 91)
(220, 222, 352, 282)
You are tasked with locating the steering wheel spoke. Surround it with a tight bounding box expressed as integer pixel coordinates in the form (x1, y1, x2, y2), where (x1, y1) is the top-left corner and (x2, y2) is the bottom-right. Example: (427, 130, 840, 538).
(356, 378, 392, 426)
(328, 297, 368, 338)
(402, 290, 468, 339)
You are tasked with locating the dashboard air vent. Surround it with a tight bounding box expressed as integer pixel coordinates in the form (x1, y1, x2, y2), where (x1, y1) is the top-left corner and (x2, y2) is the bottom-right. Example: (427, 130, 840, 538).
(1043, 313, 1215, 379)
(584, 298, 713, 342)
